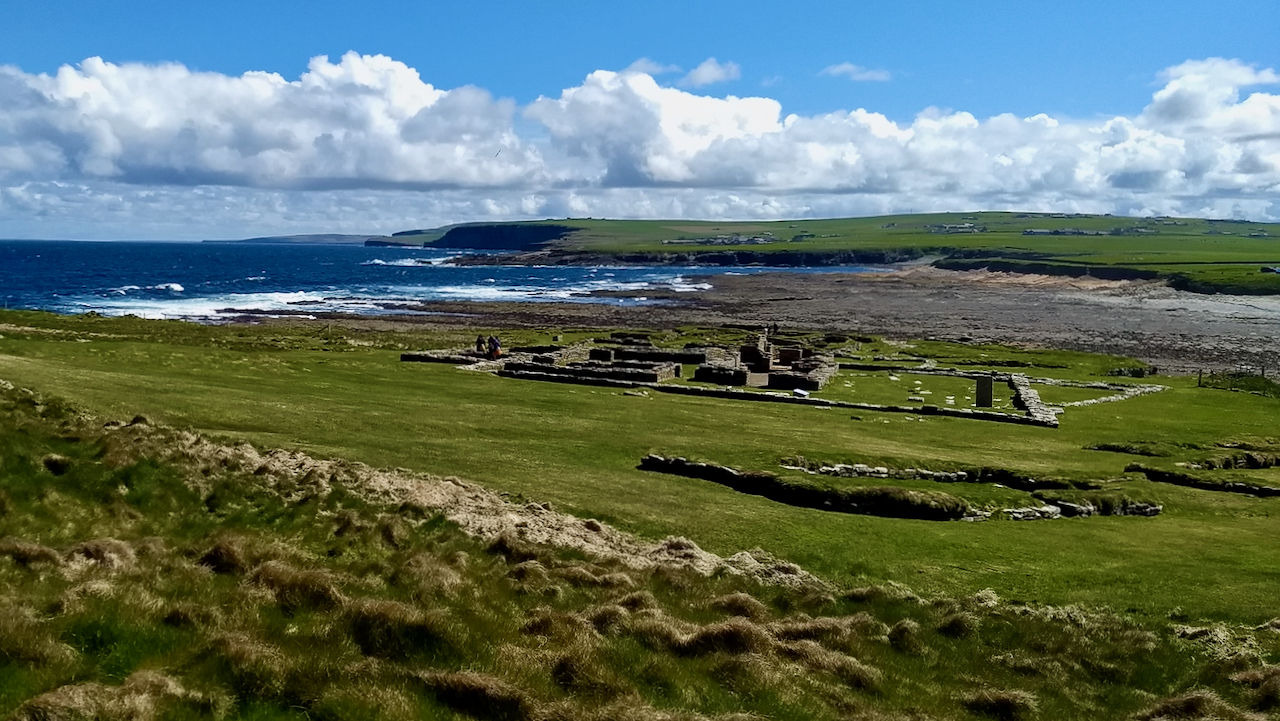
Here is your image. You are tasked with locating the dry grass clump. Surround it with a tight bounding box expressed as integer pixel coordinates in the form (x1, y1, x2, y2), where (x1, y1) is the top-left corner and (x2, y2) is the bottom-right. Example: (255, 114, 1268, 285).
(553, 564, 635, 589)
(0, 537, 63, 568)
(617, 590, 661, 612)
(488, 532, 540, 563)
(0, 608, 78, 667)
(332, 508, 368, 537)
(207, 632, 291, 698)
(375, 514, 411, 549)
(66, 537, 135, 569)
(506, 559, 562, 596)
(844, 582, 921, 605)
(197, 534, 251, 575)
(989, 652, 1063, 678)
(345, 598, 453, 660)
(311, 682, 418, 721)
(1133, 689, 1264, 721)
(585, 603, 630, 634)
(768, 612, 886, 649)
(40, 453, 73, 475)
(777, 639, 882, 689)
(162, 601, 222, 629)
(1232, 666, 1280, 710)
(521, 606, 597, 642)
(625, 616, 697, 651)
(961, 689, 1039, 721)
(415, 670, 534, 721)
(937, 611, 980, 638)
(9, 670, 232, 721)
(391, 551, 464, 598)
(249, 560, 346, 612)
(888, 619, 926, 655)
(708, 592, 769, 620)
(678, 617, 774, 656)
(709, 653, 782, 697)
(552, 651, 632, 699)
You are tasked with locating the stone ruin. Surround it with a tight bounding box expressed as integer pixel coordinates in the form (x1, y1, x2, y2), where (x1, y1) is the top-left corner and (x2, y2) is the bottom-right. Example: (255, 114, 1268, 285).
(693, 333, 838, 391)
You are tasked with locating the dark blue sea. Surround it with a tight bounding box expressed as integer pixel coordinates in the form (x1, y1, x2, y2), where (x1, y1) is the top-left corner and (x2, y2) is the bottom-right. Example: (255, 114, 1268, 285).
(0, 240, 884, 322)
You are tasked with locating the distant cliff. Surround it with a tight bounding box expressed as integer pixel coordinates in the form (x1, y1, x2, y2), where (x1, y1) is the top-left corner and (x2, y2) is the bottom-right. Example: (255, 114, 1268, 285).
(430, 223, 576, 251)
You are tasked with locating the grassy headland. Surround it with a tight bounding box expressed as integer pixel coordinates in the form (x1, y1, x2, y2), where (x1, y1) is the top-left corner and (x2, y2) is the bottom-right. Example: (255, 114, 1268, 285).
(392, 212, 1280, 294)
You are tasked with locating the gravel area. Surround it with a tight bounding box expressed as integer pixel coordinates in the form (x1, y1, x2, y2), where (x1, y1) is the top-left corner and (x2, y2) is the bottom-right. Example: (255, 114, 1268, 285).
(298, 267, 1280, 374)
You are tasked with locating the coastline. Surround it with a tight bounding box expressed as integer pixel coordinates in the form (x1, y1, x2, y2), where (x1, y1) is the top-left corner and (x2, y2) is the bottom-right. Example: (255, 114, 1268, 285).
(276, 266, 1280, 374)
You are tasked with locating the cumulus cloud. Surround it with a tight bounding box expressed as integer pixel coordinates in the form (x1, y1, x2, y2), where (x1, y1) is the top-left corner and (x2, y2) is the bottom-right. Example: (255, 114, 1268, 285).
(0, 54, 1278, 237)
(678, 58, 741, 88)
(820, 63, 892, 82)
(0, 52, 542, 190)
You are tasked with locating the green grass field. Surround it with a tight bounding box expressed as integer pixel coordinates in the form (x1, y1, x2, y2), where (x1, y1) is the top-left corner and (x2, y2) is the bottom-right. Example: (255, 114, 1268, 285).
(4, 311, 1280, 719)
(400, 212, 1280, 293)
(1, 311, 1277, 623)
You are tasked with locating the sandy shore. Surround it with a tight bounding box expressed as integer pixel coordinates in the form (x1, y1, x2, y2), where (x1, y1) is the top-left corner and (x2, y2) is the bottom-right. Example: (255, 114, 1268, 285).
(302, 267, 1280, 374)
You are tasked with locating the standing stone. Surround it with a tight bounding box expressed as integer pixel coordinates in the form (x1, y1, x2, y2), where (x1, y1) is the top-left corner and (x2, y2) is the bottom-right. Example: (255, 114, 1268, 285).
(976, 376, 994, 408)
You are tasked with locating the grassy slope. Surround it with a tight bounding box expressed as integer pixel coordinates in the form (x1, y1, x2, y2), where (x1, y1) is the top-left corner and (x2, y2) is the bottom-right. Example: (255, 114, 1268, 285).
(1, 312, 1278, 628)
(405, 212, 1280, 293)
(5, 382, 1278, 721)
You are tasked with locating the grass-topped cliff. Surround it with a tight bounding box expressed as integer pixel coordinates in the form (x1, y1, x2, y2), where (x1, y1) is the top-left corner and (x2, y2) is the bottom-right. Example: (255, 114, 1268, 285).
(390, 212, 1280, 294)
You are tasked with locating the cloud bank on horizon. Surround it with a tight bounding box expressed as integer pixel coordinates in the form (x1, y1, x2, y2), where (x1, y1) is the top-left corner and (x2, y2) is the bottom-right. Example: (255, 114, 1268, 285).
(0, 53, 1277, 238)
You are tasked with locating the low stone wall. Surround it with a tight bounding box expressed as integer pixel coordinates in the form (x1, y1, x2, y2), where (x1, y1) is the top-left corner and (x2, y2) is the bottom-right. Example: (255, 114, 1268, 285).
(495, 363, 1058, 427)
(615, 347, 708, 364)
(1127, 464, 1280, 497)
(503, 361, 675, 384)
(1008, 374, 1059, 424)
(639, 455, 974, 521)
(401, 351, 483, 364)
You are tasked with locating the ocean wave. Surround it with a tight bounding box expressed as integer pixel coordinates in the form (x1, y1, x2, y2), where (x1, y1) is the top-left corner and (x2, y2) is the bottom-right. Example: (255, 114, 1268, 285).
(362, 258, 424, 267)
(107, 282, 184, 295)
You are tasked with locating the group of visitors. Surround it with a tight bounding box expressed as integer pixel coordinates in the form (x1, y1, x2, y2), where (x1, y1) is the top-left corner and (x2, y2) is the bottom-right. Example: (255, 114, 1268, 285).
(475, 334, 501, 359)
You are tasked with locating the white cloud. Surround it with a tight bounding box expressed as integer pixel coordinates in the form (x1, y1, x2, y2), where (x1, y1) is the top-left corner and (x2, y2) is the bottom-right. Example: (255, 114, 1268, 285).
(678, 58, 741, 88)
(0, 52, 543, 190)
(0, 54, 1278, 237)
(625, 58, 681, 75)
(820, 63, 892, 82)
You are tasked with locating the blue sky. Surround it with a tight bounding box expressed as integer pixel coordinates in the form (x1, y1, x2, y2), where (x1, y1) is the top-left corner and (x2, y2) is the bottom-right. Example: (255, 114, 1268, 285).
(0, 0, 1277, 238)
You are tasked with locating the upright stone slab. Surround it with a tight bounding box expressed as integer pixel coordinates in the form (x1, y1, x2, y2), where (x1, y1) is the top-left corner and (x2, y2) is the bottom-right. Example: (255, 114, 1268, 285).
(976, 376, 994, 408)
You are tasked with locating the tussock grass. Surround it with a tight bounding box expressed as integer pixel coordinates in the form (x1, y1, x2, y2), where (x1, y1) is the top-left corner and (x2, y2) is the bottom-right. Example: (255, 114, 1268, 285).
(769, 613, 887, 648)
(414, 670, 534, 721)
(553, 563, 636, 588)
(3, 380, 1280, 720)
(39, 454, 72, 476)
(678, 617, 774, 656)
(0, 609, 78, 668)
(888, 619, 926, 655)
(66, 538, 135, 570)
(961, 689, 1039, 721)
(196, 534, 251, 575)
(1231, 666, 1280, 710)
(708, 592, 770, 620)
(0, 538, 63, 568)
(391, 551, 464, 598)
(248, 560, 346, 612)
(345, 598, 453, 660)
(1133, 689, 1263, 720)
(585, 604, 630, 634)
(777, 639, 882, 689)
(937, 611, 980, 638)
(618, 590, 661, 612)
